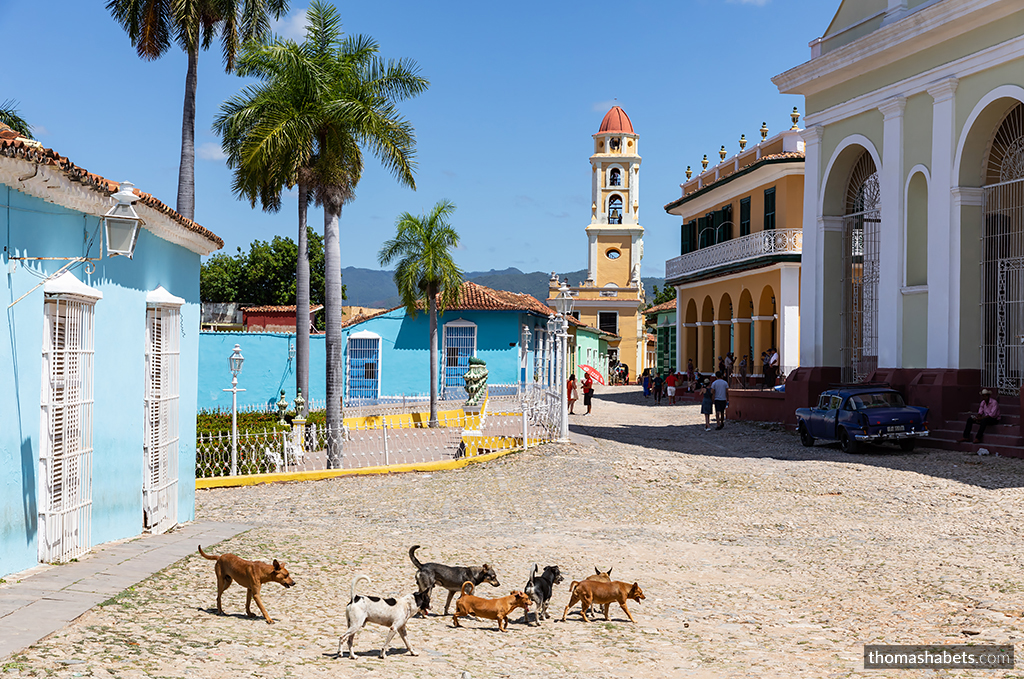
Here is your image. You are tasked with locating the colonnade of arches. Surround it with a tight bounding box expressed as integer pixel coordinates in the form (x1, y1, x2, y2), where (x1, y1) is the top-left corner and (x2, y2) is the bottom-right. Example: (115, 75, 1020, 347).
(679, 285, 778, 376)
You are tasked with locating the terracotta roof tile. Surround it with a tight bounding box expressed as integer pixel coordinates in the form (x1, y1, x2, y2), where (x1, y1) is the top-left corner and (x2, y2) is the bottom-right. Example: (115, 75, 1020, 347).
(0, 136, 223, 249)
(598, 106, 635, 134)
(644, 299, 677, 315)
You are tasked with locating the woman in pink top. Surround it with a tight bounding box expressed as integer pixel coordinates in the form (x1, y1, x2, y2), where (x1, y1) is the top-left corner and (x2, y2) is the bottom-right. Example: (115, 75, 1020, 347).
(960, 388, 1001, 444)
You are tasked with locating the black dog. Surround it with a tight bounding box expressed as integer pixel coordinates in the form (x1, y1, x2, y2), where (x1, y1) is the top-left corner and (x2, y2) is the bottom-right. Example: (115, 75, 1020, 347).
(522, 564, 563, 625)
(408, 545, 500, 615)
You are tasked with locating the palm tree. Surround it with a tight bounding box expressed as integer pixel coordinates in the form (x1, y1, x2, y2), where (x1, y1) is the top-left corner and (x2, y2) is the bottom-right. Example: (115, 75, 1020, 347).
(106, 0, 288, 222)
(0, 99, 32, 138)
(215, 1, 427, 458)
(379, 200, 463, 427)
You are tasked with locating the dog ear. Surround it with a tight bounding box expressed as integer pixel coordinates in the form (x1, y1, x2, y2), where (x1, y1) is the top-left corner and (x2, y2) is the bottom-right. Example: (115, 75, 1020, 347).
(595, 567, 601, 575)
(608, 568, 612, 576)
(273, 559, 281, 570)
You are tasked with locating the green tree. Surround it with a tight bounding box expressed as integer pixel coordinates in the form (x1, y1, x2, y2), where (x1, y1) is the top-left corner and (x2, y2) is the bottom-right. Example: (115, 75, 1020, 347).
(106, 0, 288, 222)
(646, 284, 677, 309)
(200, 250, 244, 303)
(378, 200, 462, 427)
(0, 99, 32, 138)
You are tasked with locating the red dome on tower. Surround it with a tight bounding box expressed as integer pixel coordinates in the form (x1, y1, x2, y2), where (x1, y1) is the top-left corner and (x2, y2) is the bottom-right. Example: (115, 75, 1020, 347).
(598, 106, 634, 134)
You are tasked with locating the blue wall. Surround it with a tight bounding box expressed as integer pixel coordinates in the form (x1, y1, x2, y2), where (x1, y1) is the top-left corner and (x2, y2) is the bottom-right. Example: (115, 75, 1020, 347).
(196, 308, 555, 411)
(1, 184, 201, 577)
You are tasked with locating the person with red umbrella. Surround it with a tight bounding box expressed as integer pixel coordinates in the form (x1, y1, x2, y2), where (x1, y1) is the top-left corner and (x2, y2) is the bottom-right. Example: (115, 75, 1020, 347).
(582, 372, 594, 415)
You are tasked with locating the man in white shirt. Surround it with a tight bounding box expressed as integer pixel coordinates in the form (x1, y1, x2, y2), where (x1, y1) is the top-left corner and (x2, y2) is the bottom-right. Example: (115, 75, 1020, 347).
(768, 348, 780, 388)
(710, 371, 729, 430)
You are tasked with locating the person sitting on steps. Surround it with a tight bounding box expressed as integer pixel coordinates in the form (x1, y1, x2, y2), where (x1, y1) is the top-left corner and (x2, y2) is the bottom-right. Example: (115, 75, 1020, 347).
(959, 388, 1001, 444)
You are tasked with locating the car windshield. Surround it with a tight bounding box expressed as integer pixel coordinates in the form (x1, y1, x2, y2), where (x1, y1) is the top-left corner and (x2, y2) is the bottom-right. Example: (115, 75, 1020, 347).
(848, 392, 905, 409)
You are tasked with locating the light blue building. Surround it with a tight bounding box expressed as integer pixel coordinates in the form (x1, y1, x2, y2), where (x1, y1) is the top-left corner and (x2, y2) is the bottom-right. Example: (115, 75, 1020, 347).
(195, 281, 563, 410)
(0, 127, 222, 577)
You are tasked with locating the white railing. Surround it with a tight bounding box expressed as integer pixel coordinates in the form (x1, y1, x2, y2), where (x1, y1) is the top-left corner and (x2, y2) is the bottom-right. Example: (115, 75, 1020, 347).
(665, 228, 802, 280)
(196, 385, 559, 480)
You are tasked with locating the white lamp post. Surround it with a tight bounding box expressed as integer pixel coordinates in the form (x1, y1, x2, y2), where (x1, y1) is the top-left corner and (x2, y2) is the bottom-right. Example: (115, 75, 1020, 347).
(223, 344, 246, 476)
(550, 284, 575, 441)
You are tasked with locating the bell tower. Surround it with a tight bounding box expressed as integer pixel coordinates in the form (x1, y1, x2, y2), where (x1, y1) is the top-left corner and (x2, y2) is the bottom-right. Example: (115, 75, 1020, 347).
(587, 106, 644, 287)
(549, 105, 648, 377)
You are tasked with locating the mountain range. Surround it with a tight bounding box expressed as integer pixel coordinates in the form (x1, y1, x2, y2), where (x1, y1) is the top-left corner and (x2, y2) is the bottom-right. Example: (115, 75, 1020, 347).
(343, 266, 666, 308)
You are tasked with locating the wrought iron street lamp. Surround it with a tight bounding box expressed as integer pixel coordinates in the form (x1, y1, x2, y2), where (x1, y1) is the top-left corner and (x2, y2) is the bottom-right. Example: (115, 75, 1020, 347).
(551, 284, 575, 441)
(223, 344, 246, 476)
(103, 182, 143, 259)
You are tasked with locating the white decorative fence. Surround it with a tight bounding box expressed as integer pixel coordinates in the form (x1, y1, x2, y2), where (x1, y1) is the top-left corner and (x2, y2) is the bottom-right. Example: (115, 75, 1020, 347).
(666, 228, 802, 280)
(195, 385, 561, 479)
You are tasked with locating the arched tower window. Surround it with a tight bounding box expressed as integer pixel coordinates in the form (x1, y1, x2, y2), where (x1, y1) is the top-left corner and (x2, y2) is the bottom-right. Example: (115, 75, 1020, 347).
(608, 195, 623, 224)
(609, 168, 622, 186)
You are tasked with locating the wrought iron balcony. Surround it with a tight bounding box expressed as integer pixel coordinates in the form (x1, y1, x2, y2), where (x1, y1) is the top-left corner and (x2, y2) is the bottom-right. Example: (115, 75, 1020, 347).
(665, 228, 802, 281)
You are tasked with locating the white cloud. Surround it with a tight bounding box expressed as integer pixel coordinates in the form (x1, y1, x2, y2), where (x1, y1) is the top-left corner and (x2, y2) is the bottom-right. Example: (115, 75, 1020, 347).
(33, 124, 50, 137)
(727, 0, 770, 5)
(272, 7, 310, 40)
(197, 142, 227, 162)
(591, 99, 621, 113)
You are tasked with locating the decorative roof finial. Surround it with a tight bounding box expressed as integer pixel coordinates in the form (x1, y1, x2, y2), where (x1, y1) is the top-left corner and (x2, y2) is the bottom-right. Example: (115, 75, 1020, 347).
(719, 145, 727, 161)
(739, 134, 747, 151)
(791, 107, 801, 130)
(760, 122, 769, 141)
(685, 166, 692, 180)
(701, 155, 708, 171)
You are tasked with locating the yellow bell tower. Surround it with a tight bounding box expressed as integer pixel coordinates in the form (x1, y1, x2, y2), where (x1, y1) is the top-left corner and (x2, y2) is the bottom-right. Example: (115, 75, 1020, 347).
(550, 105, 647, 377)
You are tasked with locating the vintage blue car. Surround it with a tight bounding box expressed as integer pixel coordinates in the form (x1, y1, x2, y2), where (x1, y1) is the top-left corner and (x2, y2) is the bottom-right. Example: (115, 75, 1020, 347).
(795, 387, 929, 453)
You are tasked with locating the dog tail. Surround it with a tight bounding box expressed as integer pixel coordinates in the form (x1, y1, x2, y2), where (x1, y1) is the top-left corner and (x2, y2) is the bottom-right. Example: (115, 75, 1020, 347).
(568, 580, 580, 596)
(524, 563, 538, 592)
(408, 545, 423, 570)
(198, 545, 218, 560)
(350, 575, 370, 603)
(460, 581, 475, 596)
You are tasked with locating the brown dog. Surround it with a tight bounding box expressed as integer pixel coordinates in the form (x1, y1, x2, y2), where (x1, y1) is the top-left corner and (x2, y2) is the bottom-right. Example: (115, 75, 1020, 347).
(565, 567, 612, 618)
(198, 545, 295, 624)
(561, 580, 645, 623)
(452, 582, 531, 631)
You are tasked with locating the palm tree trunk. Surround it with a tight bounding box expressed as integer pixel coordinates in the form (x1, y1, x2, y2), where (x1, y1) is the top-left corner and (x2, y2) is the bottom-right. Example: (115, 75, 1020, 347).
(295, 180, 310, 418)
(324, 202, 343, 466)
(177, 46, 198, 222)
(428, 284, 439, 428)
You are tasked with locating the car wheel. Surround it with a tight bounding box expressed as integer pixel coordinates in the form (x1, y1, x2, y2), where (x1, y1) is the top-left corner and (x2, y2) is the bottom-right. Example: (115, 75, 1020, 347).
(839, 429, 859, 454)
(798, 424, 815, 447)
(898, 439, 916, 452)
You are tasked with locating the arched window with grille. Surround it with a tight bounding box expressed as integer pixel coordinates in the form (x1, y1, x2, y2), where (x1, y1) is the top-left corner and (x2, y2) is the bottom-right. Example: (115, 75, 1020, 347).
(608, 195, 623, 224)
(609, 168, 622, 186)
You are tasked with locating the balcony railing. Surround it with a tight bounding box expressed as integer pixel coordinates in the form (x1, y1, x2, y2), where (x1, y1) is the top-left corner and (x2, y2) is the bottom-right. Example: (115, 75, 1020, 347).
(665, 228, 802, 280)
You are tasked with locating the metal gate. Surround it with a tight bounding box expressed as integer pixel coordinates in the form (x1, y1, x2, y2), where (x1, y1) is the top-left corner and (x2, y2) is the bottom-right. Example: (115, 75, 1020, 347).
(40, 297, 95, 563)
(841, 152, 881, 384)
(347, 334, 381, 401)
(981, 177, 1024, 395)
(442, 321, 476, 397)
(143, 306, 180, 534)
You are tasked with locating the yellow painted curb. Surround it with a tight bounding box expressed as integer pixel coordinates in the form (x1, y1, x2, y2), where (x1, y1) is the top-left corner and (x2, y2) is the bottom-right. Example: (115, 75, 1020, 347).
(195, 440, 544, 489)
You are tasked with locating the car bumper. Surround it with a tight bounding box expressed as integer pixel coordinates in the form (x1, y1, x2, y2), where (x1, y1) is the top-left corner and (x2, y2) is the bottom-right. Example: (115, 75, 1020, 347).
(854, 431, 929, 442)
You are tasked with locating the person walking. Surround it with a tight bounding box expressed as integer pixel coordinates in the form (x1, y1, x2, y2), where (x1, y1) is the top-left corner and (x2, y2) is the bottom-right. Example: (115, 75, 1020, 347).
(665, 371, 677, 404)
(711, 370, 729, 430)
(700, 377, 714, 431)
(653, 372, 664, 403)
(959, 389, 1001, 443)
(760, 351, 769, 390)
(768, 348, 780, 388)
(582, 372, 594, 415)
(686, 359, 695, 392)
(641, 368, 651, 398)
(567, 373, 578, 415)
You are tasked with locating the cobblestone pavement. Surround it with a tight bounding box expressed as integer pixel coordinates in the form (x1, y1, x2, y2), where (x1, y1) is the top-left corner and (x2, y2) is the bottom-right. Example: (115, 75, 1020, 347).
(8, 386, 1024, 678)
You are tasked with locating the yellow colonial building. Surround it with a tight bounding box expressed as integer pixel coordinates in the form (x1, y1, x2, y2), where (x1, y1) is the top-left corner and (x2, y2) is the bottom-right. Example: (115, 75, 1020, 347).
(663, 122, 805, 379)
(549, 106, 647, 377)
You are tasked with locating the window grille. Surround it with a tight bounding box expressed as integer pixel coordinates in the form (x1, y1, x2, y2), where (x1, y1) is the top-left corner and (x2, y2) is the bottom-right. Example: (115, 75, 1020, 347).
(442, 322, 476, 396)
(841, 151, 880, 383)
(144, 305, 180, 534)
(740, 197, 751, 236)
(347, 334, 381, 401)
(598, 312, 618, 335)
(40, 296, 95, 563)
(609, 168, 622, 186)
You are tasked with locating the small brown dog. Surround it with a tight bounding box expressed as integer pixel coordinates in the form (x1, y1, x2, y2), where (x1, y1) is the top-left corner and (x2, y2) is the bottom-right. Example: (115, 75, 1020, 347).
(561, 580, 645, 623)
(452, 581, 531, 631)
(198, 545, 295, 624)
(565, 567, 612, 618)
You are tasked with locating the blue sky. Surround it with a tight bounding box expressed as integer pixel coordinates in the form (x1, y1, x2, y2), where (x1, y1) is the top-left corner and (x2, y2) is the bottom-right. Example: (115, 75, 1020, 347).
(0, 0, 837, 277)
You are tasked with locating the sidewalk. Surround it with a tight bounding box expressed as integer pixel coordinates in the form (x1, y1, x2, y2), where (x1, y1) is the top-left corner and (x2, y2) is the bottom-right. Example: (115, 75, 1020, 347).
(0, 520, 249, 660)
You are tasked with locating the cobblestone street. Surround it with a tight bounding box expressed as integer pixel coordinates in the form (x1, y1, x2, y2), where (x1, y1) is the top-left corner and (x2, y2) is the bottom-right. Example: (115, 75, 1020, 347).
(8, 386, 1024, 678)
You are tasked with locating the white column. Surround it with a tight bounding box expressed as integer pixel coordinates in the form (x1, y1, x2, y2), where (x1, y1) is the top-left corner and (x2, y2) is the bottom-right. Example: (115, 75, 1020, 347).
(926, 77, 958, 368)
(587, 232, 598, 282)
(778, 263, 801, 374)
(878, 96, 906, 368)
(798, 125, 824, 366)
(675, 290, 684, 373)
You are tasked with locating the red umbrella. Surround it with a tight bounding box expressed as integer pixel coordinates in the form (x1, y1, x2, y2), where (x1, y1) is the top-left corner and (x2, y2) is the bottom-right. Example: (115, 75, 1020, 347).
(580, 364, 605, 385)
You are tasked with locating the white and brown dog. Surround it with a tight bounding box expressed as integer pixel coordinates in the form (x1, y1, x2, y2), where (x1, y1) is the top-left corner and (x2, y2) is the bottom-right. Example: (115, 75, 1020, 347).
(337, 575, 429, 660)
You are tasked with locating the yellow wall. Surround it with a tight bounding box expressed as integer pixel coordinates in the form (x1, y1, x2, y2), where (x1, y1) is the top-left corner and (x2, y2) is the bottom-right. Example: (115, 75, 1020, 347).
(680, 171, 803, 232)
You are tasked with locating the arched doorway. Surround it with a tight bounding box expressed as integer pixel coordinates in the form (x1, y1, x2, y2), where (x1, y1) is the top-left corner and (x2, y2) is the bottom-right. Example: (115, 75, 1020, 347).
(981, 102, 1024, 394)
(841, 151, 880, 383)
